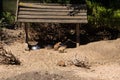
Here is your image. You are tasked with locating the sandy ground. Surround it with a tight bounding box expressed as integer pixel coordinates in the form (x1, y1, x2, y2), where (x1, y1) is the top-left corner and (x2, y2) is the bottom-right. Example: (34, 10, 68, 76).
(0, 38, 120, 80)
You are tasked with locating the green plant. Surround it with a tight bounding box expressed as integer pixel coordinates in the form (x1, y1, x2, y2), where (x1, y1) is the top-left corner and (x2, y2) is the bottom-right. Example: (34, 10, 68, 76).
(0, 11, 15, 29)
(86, 0, 120, 30)
(2, 11, 15, 25)
(0, 18, 5, 27)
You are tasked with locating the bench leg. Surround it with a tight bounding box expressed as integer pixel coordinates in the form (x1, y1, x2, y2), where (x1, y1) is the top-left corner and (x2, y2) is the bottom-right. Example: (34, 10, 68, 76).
(76, 23, 80, 47)
(24, 23, 29, 44)
(24, 23, 30, 51)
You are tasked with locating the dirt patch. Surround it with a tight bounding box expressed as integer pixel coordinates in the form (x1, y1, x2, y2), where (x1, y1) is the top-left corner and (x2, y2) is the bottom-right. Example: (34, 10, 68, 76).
(0, 28, 25, 44)
(0, 28, 120, 80)
(0, 45, 20, 65)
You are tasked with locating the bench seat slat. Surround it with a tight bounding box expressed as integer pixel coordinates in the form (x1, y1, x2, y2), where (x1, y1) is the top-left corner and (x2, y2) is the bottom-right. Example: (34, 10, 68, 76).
(19, 8, 87, 12)
(18, 18, 88, 23)
(19, 2, 86, 6)
(18, 15, 87, 19)
(19, 11, 87, 16)
(19, 2, 87, 9)
(19, 3, 69, 9)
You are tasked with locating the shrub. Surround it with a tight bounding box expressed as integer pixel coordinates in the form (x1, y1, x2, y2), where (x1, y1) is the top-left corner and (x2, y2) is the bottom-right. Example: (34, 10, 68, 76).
(0, 11, 15, 28)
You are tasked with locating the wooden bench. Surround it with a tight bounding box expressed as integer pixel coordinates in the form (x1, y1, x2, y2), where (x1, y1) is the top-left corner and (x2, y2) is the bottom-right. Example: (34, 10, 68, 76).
(15, 1, 88, 47)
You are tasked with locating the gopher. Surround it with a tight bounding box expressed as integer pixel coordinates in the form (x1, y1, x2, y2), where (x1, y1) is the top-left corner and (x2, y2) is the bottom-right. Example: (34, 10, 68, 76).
(57, 60, 66, 67)
(58, 45, 67, 53)
(54, 42, 61, 50)
(57, 60, 74, 67)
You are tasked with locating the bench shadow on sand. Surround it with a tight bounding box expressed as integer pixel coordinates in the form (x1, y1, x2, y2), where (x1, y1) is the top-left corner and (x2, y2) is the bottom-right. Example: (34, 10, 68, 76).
(4, 71, 102, 80)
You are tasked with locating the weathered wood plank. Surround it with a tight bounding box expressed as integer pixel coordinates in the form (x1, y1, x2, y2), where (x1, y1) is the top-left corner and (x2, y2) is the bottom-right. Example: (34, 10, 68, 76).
(19, 8, 87, 12)
(18, 11, 87, 16)
(76, 24, 80, 47)
(18, 19, 88, 23)
(24, 23, 29, 43)
(18, 9, 87, 16)
(19, 2, 87, 6)
(15, 0, 19, 22)
(19, 3, 68, 9)
(19, 2, 87, 9)
(18, 15, 87, 19)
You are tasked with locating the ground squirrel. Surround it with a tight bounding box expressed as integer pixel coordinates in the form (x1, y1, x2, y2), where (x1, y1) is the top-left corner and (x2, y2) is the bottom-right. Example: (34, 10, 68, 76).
(54, 42, 62, 50)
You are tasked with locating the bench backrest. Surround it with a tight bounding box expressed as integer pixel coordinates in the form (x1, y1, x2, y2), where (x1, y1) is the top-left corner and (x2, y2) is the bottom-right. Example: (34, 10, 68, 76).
(16, 2, 88, 23)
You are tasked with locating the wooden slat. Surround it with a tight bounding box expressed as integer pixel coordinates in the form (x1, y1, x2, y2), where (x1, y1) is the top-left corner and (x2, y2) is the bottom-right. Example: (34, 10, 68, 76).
(19, 2, 87, 6)
(15, 0, 19, 22)
(18, 15, 87, 19)
(19, 3, 68, 9)
(19, 2, 87, 9)
(19, 7, 87, 12)
(19, 11, 87, 15)
(18, 18, 87, 20)
(18, 19, 88, 23)
(18, 11, 87, 16)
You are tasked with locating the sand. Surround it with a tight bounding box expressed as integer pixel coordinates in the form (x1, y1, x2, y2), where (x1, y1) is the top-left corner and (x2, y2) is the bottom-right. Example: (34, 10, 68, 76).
(0, 37, 120, 80)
